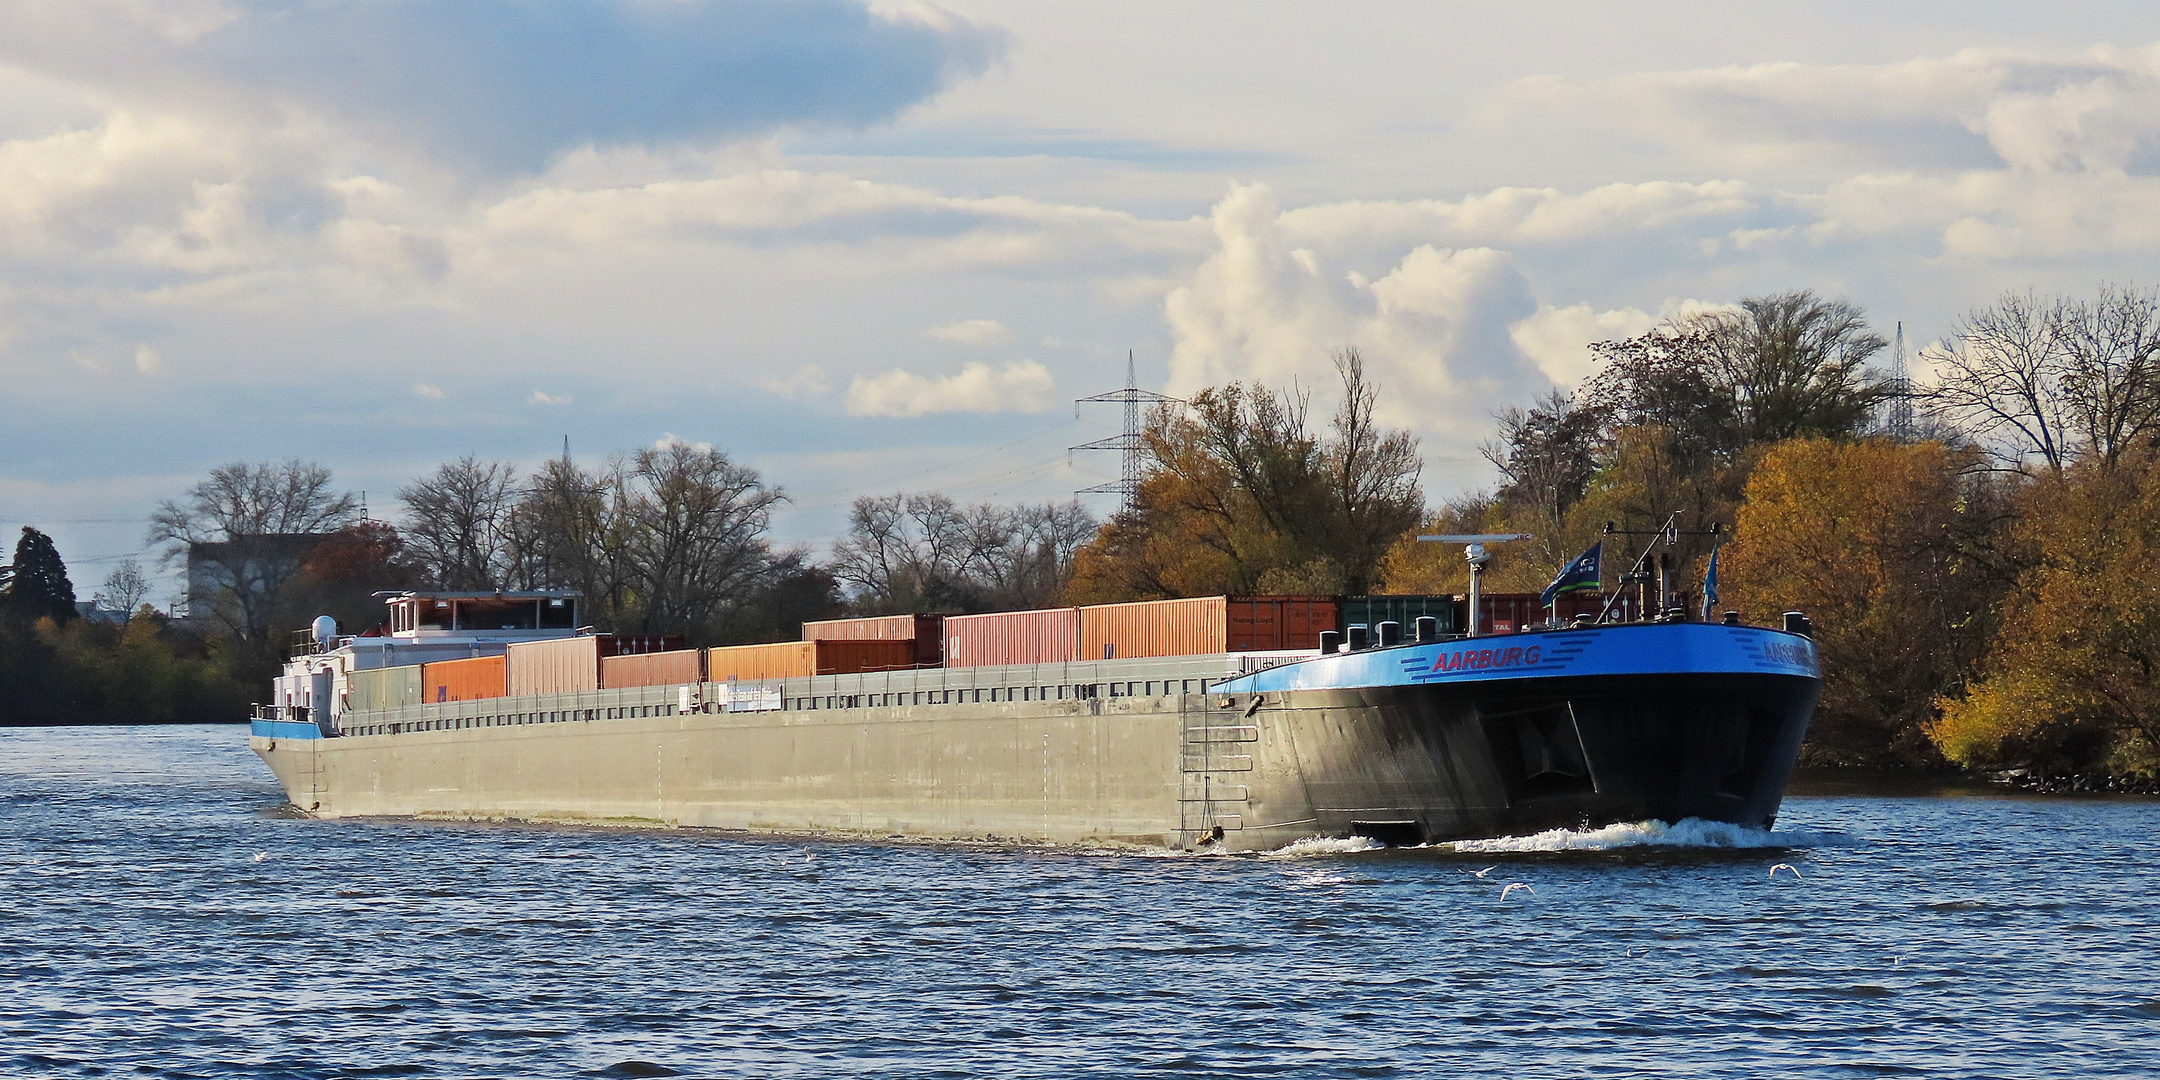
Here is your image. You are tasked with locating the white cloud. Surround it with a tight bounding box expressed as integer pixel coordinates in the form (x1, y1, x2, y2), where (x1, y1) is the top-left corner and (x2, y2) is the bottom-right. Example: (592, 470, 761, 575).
(1507, 301, 1732, 389)
(528, 390, 571, 406)
(757, 364, 832, 401)
(132, 344, 159, 373)
(412, 383, 443, 400)
(1491, 42, 2160, 176)
(654, 432, 715, 453)
(1164, 183, 1546, 447)
(929, 318, 1014, 345)
(845, 360, 1055, 417)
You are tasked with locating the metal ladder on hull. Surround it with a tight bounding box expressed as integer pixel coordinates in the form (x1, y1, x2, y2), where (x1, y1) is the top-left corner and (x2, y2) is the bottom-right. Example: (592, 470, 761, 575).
(1177, 691, 1258, 848)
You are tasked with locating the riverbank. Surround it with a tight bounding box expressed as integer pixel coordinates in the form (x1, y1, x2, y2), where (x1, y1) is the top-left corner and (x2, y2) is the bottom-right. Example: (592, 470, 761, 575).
(1789, 766, 2160, 799)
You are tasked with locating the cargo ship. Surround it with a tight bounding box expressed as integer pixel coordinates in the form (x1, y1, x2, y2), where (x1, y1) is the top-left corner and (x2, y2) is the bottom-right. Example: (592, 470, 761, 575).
(250, 591, 1819, 851)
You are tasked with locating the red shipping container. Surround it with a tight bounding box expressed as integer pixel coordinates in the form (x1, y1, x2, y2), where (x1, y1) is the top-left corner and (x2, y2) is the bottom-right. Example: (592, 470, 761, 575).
(600, 649, 704, 688)
(506, 635, 616, 696)
(801, 613, 942, 667)
(1227, 596, 1338, 652)
(421, 655, 506, 703)
(1078, 597, 1227, 660)
(811, 639, 916, 675)
(943, 608, 1078, 668)
(1473, 592, 1611, 632)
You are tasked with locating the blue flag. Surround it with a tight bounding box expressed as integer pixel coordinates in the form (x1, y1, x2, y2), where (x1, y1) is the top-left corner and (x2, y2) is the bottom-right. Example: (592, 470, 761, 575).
(1540, 542, 1602, 607)
(1701, 542, 1721, 619)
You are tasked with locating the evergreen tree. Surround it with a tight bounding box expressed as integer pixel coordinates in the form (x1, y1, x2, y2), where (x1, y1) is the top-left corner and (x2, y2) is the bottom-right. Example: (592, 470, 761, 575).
(4, 527, 78, 623)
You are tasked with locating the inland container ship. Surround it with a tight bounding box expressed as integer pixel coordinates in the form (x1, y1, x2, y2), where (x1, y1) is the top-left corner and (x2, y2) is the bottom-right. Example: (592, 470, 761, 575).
(250, 589, 1819, 851)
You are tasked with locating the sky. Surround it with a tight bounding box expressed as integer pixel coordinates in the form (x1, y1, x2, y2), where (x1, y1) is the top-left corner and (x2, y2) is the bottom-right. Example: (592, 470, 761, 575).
(7, 0, 2160, 602)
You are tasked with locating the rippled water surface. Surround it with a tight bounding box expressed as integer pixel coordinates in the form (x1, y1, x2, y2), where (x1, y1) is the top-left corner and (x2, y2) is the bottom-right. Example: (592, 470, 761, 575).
(4, 726, 2157, 1078)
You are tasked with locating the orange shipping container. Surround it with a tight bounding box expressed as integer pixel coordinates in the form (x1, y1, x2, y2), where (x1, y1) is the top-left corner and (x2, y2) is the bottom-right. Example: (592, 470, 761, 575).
(506, 635, 615, 696)
(1227, 596, 1339, 652)
(943, 608, 1078, 668)
(600, 649, 704, 688)
(706, 639, 919, 681)
(421, 655, 506, 703)
(1078, 597, 1228, 660)
(706, 641, 815, 681)
(802, 613, 943, 667)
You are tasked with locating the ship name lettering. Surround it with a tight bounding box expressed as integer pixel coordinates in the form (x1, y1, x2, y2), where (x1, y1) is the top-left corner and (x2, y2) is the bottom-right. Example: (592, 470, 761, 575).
(1429, 644, 1543, 674)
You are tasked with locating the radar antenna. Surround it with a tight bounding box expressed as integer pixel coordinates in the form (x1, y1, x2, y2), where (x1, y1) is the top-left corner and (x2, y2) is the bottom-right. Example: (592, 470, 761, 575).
(1072, 351, 1179, 510)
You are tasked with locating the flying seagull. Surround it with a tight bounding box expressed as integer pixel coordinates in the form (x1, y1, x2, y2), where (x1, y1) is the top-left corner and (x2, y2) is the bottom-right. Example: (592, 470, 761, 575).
(1500, 882, 1536, 900)
(1474, 866, 1498, 878)
(1769, 863, 1801, 880)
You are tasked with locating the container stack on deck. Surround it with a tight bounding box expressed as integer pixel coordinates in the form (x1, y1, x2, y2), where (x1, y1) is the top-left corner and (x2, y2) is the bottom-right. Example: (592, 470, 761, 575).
(802, 614, 943, 668)
(335, 590, 1620, 715)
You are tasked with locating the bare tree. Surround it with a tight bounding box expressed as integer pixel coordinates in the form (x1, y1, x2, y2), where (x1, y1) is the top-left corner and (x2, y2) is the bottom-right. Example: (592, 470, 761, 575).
(148, 460, 359, 639)
(397, 456, 519, 589)
(1926, 291, 2072, 471)
(831, 493, 1095, 612)
(625, 442, 786, 633)
(1327, 347, 1425, 583)
(1483, 388, 1603, 533)
(507, 454, 638, 627)
(1925, 286, 2160, 472)
(1691, 290, 1889, 445)
(94, 559, 152, 615)
(2053, 285, 2160, 469)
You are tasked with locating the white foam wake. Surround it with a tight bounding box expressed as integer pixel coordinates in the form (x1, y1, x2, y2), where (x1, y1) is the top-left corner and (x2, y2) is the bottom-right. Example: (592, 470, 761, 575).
(1446, 817, 1860, 853)
(1260, 835, 1387, 858)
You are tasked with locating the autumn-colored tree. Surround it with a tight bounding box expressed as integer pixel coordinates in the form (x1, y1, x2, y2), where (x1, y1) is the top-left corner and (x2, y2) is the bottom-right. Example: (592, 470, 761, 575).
(1067, 349, 1422, 602)
(1930, 457, 2160, 776)
(1724, 438, 2007, 766)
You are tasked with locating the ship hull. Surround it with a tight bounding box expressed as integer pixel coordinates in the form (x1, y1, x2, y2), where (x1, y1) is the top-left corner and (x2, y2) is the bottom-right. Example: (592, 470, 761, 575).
(254, 628, 1819, 852)
(1253, 674, 1818, 845)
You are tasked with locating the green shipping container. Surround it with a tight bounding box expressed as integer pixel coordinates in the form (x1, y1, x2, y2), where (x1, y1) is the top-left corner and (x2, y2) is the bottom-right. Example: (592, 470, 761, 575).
(347, 664, 424, 712)
(1337, 595, 1461, 637)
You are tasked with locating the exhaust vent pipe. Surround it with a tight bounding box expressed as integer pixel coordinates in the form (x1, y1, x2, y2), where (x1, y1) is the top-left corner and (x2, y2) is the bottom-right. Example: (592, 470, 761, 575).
(1782, 611, 1813, 638)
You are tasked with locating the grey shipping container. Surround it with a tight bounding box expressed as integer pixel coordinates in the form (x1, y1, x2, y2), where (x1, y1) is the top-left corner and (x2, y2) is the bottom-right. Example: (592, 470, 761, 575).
(347, 664, 423, 712)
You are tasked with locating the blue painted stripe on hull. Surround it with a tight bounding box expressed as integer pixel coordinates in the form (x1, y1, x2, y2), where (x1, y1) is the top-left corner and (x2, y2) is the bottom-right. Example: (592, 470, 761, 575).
(252, 719, 324, 740)
(1216, 623, 1818, 694)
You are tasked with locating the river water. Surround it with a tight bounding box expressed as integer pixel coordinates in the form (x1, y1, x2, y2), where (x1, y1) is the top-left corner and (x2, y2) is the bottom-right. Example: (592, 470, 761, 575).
(2, 725, 2155, 1079)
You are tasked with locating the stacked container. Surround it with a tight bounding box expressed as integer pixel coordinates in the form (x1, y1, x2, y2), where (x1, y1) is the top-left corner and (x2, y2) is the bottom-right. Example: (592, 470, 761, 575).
(1226, 596, 1337, 652)
(347, 665, 423, 712)
(421, 655, 506, 703)
(506, 635, 615, 696)
(801, 613, 943, 668)
(600, 649, 704, 689)
(1077, 597, 1227, 660)
(943, 608, 1078, 668)
(704, 640, 919, 682)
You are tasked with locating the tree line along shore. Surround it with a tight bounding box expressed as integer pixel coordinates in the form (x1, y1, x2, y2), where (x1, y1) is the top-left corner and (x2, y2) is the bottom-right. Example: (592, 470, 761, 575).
(4, 286, 2158, 788)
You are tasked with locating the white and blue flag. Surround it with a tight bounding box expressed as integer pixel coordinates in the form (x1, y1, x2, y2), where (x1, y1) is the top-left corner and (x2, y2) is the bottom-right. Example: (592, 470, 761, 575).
(1540, 542, 1603, 607)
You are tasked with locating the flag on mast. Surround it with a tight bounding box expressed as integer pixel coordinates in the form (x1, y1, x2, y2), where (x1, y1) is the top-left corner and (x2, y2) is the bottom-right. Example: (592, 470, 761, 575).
(1540, 542, 1603, 608)
(1701, 541, 1721, 620)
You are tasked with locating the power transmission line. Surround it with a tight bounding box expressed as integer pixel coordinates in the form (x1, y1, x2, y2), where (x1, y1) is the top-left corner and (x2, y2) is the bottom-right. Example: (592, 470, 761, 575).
(1071, 351, 1179, 510)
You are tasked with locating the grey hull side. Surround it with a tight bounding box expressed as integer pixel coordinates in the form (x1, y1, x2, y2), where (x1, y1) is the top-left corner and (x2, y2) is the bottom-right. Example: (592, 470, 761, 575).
(253, 672, 1817, 852)
(255, 694, 1216, 849)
